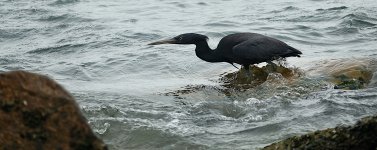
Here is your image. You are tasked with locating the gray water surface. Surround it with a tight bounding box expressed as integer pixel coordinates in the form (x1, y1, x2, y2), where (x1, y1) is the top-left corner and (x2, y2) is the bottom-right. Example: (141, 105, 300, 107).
(1, 0, 377, 149)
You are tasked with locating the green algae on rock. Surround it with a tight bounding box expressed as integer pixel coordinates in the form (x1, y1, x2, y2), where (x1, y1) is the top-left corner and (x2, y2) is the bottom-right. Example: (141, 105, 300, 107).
(220, 63, 302, 90)
(163, 63, 303, 99)
(0, 71, 107, 150)
(263, 115, 377, 150)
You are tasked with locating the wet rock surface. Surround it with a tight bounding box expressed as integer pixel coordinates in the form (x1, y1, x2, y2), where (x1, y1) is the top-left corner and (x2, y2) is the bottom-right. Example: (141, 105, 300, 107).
(0, 71, 107, 150)
(163, 63, 305, 99)
(307, 58, 377, 90)
(263, 115, 377, 150)
(220, 63, 302, 90)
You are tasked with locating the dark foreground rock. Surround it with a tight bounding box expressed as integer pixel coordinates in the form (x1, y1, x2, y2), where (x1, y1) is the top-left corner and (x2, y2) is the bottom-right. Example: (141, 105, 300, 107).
(263, 115, 377, 150)
(0, 71, 107, 150)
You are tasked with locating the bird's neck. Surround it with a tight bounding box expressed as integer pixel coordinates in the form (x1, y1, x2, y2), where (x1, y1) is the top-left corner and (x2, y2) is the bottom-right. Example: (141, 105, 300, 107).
(194, 41, 224, 63)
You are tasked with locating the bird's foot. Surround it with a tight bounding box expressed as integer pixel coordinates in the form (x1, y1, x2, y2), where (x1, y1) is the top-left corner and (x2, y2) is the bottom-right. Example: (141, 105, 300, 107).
(239, 64, 254, 83)
(244, 70, 251, 78)
(243, 69, 254, 82)
(266, 62, 278, 73)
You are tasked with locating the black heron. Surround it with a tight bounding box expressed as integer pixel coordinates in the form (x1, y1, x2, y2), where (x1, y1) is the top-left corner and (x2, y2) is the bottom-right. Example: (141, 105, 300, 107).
(148, 33, 302, 76)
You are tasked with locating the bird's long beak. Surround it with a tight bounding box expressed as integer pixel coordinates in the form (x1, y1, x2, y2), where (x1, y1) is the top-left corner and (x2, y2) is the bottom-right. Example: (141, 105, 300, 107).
(148, 38, 177, 45)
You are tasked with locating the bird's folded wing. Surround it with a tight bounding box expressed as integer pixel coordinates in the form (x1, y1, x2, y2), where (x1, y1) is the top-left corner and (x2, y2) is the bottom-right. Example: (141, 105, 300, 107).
(232, 39, 284, 62)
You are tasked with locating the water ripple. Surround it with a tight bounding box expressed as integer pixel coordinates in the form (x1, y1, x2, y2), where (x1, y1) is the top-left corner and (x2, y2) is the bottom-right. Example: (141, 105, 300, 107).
(27, 43, 87, 54)
(316, 6, 348, 11)
(38, 14, 94, 23)
(49, 0, 80, 6)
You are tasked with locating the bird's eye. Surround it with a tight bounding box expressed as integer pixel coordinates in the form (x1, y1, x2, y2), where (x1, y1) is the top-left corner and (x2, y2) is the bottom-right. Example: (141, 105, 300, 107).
(179, 37, 183, 41)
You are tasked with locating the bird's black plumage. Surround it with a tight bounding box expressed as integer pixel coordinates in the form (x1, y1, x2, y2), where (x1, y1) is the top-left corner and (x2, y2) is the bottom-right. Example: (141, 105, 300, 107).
(149, 32, 302, 72)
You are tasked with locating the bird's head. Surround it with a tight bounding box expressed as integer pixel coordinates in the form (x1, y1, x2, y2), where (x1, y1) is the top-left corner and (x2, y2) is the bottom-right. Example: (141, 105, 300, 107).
(148, 33, 208, 45)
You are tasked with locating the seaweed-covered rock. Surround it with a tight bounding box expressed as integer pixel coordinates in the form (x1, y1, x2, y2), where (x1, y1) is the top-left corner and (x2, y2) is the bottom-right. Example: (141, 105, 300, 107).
(220, 63, 301, 90)
(263, 115, 377, 150)
(0, 71, 107, 150)
(163, 63, 302, 99)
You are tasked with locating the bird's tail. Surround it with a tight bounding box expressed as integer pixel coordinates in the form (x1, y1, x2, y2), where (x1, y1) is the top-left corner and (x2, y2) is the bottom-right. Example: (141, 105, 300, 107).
(288, 46, 302, 57)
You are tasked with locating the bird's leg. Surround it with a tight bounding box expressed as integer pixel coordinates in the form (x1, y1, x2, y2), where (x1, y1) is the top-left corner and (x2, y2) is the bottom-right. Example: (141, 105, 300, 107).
(229, 63, 239, 69)
(243, 65, 252, 78)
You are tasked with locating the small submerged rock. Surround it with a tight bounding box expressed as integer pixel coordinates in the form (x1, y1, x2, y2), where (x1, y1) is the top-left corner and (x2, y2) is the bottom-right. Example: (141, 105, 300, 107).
(0, 71, 107, 150)
(307, 58, 377, 90)
(263, 114, 377, 150)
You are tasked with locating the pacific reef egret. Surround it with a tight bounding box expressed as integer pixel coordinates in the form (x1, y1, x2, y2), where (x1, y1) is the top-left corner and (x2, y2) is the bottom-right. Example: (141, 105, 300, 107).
(148, 33, 302, 76)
